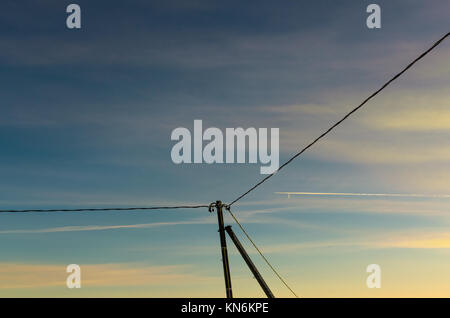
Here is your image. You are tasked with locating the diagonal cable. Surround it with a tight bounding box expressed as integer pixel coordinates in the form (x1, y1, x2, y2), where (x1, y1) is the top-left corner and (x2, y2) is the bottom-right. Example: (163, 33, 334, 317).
(225, 205, 299, 298)
(229, 31, 450, 207)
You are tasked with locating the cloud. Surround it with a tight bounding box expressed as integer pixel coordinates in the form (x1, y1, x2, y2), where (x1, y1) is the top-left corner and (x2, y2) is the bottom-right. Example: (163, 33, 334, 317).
(372, 109, 450, 131)
(360, 93, 450, 132)
(384, 234, 450, 249)
(0, 219, 213, 234)
(273, 87, 450, 165)
(0, 262, 215, 289)
(256, 232, 450, 255)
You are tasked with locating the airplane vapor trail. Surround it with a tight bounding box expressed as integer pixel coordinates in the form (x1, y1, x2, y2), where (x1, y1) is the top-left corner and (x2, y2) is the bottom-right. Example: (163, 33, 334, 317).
(275, 192, 450, 198)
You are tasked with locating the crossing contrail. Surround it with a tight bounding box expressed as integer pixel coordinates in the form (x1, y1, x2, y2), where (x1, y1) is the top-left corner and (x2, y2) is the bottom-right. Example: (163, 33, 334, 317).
(275, 192, 450, 199)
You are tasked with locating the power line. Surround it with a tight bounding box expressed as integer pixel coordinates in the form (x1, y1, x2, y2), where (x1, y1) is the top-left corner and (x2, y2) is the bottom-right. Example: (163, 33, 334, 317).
(224, 205, 299, 298)
(228, 31, 450, 207)
(1, 201, 300, 297)
(0, 204, 209, 213)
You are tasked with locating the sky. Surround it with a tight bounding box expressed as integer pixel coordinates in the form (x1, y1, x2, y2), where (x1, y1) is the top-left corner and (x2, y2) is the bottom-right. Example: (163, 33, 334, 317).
(0, 0, 449, 297)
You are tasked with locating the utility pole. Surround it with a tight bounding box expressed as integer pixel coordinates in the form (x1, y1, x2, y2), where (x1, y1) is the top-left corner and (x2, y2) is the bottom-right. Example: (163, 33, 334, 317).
(225, 225, 275, 298)
(210, 201, 233, 298)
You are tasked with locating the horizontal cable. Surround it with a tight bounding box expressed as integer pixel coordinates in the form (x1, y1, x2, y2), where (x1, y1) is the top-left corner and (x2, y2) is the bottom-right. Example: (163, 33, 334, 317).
(0, 205, 209, 213)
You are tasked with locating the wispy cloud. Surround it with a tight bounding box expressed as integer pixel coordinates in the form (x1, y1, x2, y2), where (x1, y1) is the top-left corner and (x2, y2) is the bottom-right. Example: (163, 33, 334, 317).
(0, 262, 216, 289)
(0, 219, 214, 234)
(257, 232, 450, 255)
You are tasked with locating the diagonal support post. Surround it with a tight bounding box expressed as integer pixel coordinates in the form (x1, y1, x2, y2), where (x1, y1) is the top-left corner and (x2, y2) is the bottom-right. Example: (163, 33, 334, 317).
(225, 225, 275, 298)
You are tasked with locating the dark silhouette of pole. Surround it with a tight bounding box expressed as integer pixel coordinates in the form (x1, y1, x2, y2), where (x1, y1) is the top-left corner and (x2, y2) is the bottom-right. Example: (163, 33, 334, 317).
(225, 225, 275, 298)
(212, 201, 233, 298)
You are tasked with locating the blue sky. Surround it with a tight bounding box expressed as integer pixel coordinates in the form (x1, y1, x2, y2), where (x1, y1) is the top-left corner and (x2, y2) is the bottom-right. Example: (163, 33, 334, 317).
(1, 0, 450, 297)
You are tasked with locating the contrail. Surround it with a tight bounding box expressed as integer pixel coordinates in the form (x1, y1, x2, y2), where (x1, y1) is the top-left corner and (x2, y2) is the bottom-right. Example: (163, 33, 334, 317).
(275, 192, 450, 199)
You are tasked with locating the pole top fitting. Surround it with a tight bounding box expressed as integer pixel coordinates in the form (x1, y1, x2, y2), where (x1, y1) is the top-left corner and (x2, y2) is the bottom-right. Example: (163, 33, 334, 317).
(208, 201, 230, 213)
(208, 202, 217, 213)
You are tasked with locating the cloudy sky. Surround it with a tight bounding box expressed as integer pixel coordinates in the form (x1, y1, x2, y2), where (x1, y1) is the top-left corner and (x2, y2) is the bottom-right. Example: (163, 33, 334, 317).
(0, 0, 449, 297)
